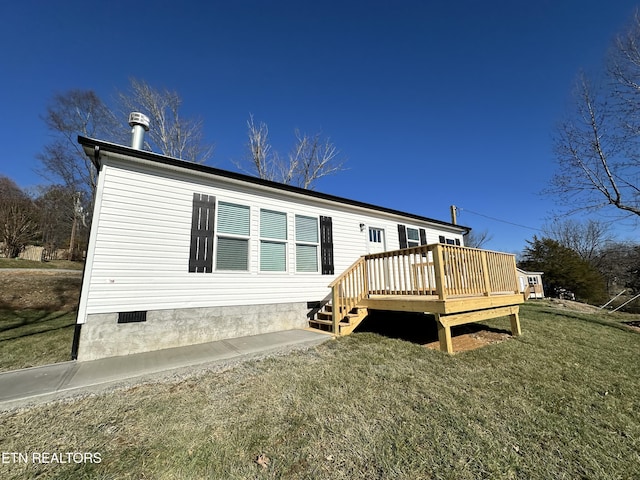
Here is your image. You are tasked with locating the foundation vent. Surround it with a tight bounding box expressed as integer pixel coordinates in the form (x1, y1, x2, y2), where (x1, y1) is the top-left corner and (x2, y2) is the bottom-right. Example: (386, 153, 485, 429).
(117, 311, 148, 324)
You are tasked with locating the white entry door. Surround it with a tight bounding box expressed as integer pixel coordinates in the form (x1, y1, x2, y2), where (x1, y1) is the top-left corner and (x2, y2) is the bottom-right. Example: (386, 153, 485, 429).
(368, 227, 386, 254)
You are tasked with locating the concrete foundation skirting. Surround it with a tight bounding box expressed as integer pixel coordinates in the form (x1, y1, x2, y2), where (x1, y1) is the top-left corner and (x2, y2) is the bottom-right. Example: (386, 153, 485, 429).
(77, 302, 309, 361)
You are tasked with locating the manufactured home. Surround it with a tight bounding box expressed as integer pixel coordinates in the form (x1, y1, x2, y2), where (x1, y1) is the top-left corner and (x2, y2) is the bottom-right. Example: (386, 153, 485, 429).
(517, 268, 545, 299)
(73, 135, 491, 360)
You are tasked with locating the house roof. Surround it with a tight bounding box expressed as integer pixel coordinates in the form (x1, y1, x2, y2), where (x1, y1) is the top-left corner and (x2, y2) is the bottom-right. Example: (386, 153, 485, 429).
(517, 268, 544, 276)
(78, 136, 470, 234)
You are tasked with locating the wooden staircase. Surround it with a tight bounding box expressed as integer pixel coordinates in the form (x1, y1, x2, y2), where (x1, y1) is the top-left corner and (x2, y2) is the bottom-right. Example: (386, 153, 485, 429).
(309, 303, 368, 335)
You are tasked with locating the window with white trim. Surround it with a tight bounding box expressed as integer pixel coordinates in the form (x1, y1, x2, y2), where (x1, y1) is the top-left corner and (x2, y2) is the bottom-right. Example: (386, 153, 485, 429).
(260, 209, 287, 272)
(406, 227, 420, 247)
(295, 215, 319, 272)
(216, 201, 250, 271)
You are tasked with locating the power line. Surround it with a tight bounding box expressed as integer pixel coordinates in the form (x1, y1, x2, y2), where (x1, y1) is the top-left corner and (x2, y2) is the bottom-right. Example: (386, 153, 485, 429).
(458, 207, 544, 232)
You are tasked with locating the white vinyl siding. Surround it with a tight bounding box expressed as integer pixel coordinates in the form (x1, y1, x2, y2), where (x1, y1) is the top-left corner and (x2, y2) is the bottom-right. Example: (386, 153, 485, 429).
(77, 154, 466, 321)
(260, 209, 287, 272)
(295, 215, 319, 272)
(216, 202, 250, 271)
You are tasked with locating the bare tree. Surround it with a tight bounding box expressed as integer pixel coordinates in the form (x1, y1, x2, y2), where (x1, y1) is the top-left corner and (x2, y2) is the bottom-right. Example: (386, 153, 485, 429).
(34, 185, 88, 259)
(596, 241, 640, 294)
(39, 82, 213, 209)
(38, 90, 122, 199)
(542, 218, 612, 261)
(245, 115, 278, 181)
(463, 229, 493, 249)
(117, 78, 213, 163)
(552, 13, 640, 218)
(0, 176, 38, 258)
(243, 115, 344, 189)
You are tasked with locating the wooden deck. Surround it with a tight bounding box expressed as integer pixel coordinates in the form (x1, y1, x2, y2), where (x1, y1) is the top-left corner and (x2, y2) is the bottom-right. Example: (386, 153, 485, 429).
(309, 244, 524, 353)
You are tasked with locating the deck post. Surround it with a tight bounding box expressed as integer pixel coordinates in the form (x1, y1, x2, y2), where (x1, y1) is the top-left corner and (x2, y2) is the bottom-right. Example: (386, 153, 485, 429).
(436, 314, 453, 354)
(362, 258, 369, 297)
(480, 250, 492, 296)
(511, 256, 520, 294)
(331, 285, 339, 335)
(509, 308, 522, 336)
(432, 245, 447, 300)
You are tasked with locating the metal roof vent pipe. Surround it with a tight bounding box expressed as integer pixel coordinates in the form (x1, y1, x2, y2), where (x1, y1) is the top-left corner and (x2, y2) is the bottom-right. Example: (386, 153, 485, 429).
(128, 112, 150, 150)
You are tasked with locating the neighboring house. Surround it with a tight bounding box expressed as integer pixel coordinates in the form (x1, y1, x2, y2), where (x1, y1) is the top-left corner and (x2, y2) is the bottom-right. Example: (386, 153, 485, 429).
(517, 268, 544, 299)
(73, 137, 470, 360)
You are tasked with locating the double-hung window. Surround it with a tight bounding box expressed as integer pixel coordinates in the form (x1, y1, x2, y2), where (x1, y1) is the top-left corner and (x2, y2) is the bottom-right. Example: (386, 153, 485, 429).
(216, 201, 250, 271)
(260, 209, 287, 271)
(406, 227, 420, 247)
(295, 215, 319, 272)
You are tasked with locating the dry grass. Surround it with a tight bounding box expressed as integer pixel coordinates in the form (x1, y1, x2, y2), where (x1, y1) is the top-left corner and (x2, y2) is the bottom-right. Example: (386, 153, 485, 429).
(0, 258, 84, 270)
(0, 269, 80, 371)
(0, 302, 638, 479)
(0, 310, 76, 371)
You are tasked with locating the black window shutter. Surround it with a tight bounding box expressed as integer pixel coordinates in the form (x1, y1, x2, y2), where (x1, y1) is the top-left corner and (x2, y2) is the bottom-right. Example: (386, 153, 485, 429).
(419, 228, 427, 245)
(455, 238, 461, 246)
(439, 235, 445, 244)
(398, 224, 407, 249)
(320, 216, 334, 275)
(189, 193, 215, 272)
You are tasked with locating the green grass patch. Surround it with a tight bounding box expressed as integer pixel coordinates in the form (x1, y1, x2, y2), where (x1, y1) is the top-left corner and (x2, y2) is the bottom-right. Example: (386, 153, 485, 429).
(0, 310, 75, 371)
(0, 258, 84, 270)
(0, 302, 638, 479)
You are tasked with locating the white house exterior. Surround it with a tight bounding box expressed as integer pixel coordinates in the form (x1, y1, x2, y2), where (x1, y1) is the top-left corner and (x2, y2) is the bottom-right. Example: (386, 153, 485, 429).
(73, 137, 469, 360)
(517, 268, 544, 299)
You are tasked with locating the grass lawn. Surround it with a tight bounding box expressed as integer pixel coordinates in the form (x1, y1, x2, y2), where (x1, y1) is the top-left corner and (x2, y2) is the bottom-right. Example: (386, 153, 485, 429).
(0, 310, 76, 371)
(0, 302, 639, 479)
(0, 258, 84, 270)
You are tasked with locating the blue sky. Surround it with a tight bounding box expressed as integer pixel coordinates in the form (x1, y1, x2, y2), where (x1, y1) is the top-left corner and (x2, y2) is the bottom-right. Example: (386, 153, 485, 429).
(1, 0, 638, 254)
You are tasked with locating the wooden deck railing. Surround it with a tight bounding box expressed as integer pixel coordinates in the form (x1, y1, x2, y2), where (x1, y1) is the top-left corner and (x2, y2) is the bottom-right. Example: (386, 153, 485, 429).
(329, 245, 520, 325)
(328, 256, 368, 332)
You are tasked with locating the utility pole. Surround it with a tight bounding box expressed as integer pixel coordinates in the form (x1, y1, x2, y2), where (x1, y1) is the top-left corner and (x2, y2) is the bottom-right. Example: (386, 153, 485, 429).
(68, 193, 83, 261)
(450, 205, 457, 225)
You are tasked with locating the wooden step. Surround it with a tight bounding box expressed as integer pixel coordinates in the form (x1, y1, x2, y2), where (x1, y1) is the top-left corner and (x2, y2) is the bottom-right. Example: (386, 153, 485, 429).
(309, 318, 352, 327)
(323, 305, 357, 314)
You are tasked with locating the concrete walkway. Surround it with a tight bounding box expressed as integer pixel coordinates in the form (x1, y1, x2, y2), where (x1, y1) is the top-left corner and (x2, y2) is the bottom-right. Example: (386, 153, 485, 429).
(0, 329, 330, 411)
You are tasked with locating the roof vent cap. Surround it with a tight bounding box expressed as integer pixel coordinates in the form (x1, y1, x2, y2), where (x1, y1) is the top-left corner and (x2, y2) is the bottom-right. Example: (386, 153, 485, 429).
(128, 112, 150, 131)
(128, 112, 150, 150)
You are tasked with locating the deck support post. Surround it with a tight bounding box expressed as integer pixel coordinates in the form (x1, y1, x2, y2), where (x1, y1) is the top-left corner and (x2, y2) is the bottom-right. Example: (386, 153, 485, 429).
(436, 314, 453, 354)
(509, 310, 522, 336)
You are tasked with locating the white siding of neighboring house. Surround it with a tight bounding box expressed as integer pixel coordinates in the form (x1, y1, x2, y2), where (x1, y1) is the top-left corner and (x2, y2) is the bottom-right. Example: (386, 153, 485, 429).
(77, 154, 464, 323)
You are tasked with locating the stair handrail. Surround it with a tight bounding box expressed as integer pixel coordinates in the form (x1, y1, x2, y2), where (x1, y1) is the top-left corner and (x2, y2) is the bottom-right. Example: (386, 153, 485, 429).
(329, 256, 368, 333)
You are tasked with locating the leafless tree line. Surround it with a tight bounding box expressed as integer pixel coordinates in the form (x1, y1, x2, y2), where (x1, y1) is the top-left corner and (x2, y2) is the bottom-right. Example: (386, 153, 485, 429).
(40, 80, 345, 212)
(0, 176, 83, 259)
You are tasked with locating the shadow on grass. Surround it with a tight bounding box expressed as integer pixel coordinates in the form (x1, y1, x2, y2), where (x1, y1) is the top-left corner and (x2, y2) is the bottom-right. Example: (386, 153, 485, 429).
(0, 322, 74, 343)
(0, 308, 75, 340)
(355, 310, 511, 345)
